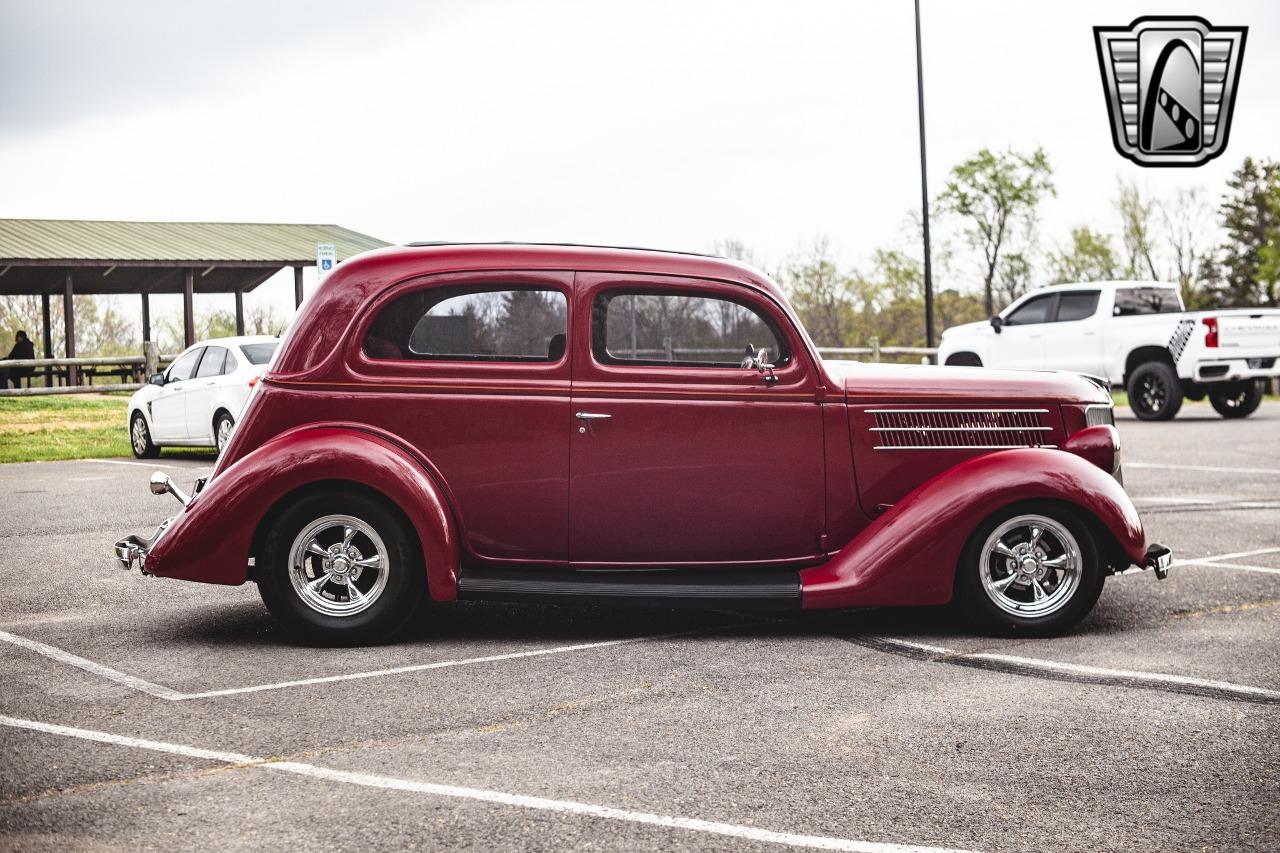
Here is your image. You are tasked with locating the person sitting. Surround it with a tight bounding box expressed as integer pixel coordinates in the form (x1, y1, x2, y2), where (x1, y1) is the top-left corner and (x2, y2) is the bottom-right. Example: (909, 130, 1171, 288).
(1, 331, 36, 389)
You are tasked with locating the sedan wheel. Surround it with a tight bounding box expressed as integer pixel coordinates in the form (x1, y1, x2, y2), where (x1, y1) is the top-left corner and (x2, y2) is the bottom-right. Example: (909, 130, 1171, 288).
(130, 412, 160, 459)
(215, 413, 235, 453)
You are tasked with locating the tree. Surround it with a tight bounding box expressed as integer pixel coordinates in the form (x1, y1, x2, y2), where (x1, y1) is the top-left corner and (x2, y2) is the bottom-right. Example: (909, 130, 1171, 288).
(1047, 227, 1119, 283)
(938, 147, 1055, 317)
(779, 238, 856, 347)
(1214, 157, 1280, 306)
(1158, 187, 1215, 309)
(1115, 180, 1159, 279)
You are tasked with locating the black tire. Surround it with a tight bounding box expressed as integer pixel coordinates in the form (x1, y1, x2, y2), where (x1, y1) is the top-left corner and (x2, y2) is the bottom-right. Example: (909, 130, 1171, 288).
(954, 501, 1105, 637)
(1126, 361, 1183, 421)
(129, 411, 160, 459)
(213, 411, 235, 454)
(945, 352, 983, 367)
(1208, 380, 1263, 419)
(257, 490, 426, 644)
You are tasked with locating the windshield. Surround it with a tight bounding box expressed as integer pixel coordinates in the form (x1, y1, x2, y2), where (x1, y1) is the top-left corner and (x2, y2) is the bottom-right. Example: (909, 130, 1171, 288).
(239, 342, 279, 365)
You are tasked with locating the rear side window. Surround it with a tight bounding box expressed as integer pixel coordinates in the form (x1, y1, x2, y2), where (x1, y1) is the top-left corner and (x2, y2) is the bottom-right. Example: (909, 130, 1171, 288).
(167, 348, 203, 382)
(593, 291, 789, 368)
(1005, 294, 1054, 326)
(364, 286, 568, 362)
(194, 346, 228, 378)
(239, 343, 278, 365)
(1055, 291, 1100, 322)
(1114, 287, 1181, 316)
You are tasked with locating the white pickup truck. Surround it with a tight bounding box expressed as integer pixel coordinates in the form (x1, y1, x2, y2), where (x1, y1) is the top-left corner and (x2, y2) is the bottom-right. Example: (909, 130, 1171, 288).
(938, 281, 1280, 420)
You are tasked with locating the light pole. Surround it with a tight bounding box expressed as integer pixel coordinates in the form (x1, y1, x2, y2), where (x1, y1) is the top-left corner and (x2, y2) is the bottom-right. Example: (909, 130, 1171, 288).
(914, 0, 936, 351)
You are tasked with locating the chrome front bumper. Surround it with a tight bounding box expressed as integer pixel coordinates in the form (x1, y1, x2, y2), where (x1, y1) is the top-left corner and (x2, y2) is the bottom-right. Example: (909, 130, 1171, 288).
(114, 472, 192, 575)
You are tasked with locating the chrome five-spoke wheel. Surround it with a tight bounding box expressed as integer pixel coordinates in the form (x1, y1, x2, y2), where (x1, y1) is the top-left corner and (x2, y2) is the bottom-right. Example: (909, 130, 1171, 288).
(288, 514, 390, 617)
(979, 514, 1081, 617)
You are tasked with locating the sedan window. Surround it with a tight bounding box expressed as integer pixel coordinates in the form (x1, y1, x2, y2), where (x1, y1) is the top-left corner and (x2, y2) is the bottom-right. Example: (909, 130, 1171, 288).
(364, 286, 568, 362)
(239, 343, 278, 365)
(194, 346, 228, 378)
(166, 348, 203, 382)
(593, 291, 788, 367)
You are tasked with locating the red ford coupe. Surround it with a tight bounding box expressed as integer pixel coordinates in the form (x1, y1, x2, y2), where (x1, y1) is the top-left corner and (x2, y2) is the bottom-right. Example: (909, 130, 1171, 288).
(115, 243, 1171, 641)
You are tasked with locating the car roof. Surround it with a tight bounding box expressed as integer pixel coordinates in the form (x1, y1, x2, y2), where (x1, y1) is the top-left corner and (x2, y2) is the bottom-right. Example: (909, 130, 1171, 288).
(193, 335, 280, 346)
(1031, 280, 1177, 291)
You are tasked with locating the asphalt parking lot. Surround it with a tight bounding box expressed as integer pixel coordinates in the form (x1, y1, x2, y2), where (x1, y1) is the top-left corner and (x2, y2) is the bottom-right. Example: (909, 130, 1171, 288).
(2, 402, 1278, 853)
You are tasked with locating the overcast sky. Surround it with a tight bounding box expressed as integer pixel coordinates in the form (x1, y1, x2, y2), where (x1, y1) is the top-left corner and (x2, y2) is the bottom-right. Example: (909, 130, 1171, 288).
(1, 0, 1277, 333)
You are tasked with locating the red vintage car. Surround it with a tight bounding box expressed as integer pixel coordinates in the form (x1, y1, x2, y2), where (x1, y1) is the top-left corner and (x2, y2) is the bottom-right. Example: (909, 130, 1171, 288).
(115, 243, 1171, 641)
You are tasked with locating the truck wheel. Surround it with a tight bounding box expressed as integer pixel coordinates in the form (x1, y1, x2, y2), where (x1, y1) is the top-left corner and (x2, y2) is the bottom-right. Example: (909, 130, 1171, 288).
(955, 502, 1104, 637)
(1209, 380, 1263, 418)
(1126, 361, 1183, 421)
(945, 352, 983, 367)
(130, 412, 160, 459)
(257, 490, 426, 644)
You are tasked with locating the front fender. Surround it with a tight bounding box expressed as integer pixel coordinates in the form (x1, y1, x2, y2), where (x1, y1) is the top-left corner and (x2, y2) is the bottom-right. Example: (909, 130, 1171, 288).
(800, 448, 1146, 609)
(144, 426, 460, 601)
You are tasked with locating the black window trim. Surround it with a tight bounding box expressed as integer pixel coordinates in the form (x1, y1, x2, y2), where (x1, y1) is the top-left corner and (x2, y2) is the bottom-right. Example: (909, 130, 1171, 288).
(1004, 293, 1058, 327)
(194, 345, 228, 379)
(590, 287, 793, 370)
(167, 346, 206, 382)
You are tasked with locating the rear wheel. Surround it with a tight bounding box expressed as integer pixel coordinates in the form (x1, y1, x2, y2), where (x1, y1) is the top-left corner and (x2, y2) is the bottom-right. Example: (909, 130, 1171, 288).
(130, 412, 160, 459)
(214, 411, 235, 453)
(955, 503, 1105, 637)
(257, 491, 426, 644)
(1208, 380, 1263, 419)
(1126, 361, 1183, 421)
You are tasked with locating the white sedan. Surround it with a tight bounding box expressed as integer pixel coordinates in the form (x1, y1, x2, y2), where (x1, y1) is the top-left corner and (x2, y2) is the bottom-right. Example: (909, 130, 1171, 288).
(127, 335, 279, 458)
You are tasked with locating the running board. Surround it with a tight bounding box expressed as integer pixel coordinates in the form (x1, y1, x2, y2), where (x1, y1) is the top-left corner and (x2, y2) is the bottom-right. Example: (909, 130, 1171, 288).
(457, 567, 802, 610)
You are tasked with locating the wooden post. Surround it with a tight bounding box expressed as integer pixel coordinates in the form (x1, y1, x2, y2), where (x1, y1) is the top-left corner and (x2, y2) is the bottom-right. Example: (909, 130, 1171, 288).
(63, 272, 76, 386)
(870, 336, 881, 363)
(144, 341, 158, 379)
(234, 290, 245, 335)
(293, 266, 304, 308)
(141, 292, 151, 346)
(183, 268, 195, 347)
(41, 293, 52, 387)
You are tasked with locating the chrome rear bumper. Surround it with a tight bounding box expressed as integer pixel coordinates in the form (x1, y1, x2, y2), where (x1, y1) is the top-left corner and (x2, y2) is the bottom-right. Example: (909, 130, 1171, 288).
(114, 517, 174, 575)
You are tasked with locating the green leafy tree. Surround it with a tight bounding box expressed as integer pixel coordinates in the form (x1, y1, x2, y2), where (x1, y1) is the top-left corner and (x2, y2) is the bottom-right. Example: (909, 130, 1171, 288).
(1213, 157, 1280, 306)
(938, 147, 1055, 317)
(1047, 227, 1119, 283)
(779, 238, 857, 347)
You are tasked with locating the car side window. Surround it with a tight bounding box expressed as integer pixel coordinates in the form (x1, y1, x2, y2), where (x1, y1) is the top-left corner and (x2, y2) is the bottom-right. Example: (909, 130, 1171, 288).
(1113, 287, 1181, 316)
(1054, 291, 1100, 322)
(1004, 294, 1054, 326)
(194, 346, 227, 378)
(592, 290, 789, 367)
(364, 286, 568, 362)
(167, 348, 203, 382)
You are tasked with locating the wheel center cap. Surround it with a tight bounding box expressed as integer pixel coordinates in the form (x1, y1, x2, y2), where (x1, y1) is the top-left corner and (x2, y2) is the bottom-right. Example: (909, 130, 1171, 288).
(1020, 556, 1038, 574)
(331, 556, 351, 575)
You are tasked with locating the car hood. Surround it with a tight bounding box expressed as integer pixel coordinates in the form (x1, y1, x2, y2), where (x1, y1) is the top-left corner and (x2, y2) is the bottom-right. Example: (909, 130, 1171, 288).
(941, 320, 989, 337)
(824, 361, 1110, 406)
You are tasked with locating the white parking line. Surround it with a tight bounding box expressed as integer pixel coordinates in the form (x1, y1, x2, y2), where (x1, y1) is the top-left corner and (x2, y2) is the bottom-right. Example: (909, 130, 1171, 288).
(1126, 461, 1280, 475)
(1174, 546, 1280, 576)
(0, 714, 977, 853)
(872, 637, 1280, 702)
(82, 458, 189, 470)
(0, 629, 185, 700)
(0, 623, 754, 702)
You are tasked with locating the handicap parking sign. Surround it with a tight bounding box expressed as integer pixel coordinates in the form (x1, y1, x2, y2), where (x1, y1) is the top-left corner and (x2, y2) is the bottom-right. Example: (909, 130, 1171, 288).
(316, 243, 337, 277)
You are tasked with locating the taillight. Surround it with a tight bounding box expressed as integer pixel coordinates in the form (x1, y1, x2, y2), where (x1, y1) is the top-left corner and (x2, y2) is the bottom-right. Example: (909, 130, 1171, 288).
(248, 375, 259, 388)
(1203, 317, 1218, 348)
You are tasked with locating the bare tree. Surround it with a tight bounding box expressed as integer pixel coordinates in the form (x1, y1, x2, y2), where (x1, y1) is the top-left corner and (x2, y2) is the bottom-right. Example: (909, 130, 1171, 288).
(1158, 187, 1214, 308)
(1116, 180, 1159, 280)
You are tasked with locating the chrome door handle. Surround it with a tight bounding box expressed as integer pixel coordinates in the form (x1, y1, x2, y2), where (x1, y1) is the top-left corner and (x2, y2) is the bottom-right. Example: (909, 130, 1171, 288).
(575, 412, 612, 420)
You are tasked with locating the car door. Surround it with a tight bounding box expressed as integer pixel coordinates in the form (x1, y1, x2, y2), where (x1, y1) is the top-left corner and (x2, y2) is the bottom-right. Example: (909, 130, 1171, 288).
(995, 293, 1057, 369)
(1039, 290, 1104, 376)
(568, 273, 826, 566)
(183, 345, 229, 441)
(353, 271, 573, 563)
(150, 347, 203, 440)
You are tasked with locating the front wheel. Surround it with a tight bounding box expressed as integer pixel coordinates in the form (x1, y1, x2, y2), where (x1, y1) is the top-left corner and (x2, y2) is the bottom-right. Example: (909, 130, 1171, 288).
(1208, 380, 1263, 419)
(954, 503, 1105, 637)
(257, 491, 426, 644)
(130, 412, 160, 459)
(214, 411, 235, 453)
(1126, 361, 1183, 421)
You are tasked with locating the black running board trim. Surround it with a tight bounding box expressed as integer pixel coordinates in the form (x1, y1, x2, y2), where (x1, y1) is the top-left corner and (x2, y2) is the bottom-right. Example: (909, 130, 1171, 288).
(457, 567, 802, 610)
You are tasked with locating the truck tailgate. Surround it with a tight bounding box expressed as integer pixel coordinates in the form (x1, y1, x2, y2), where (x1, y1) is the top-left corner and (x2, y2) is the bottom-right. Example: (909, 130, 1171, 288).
(1217, 312, 1280, 351)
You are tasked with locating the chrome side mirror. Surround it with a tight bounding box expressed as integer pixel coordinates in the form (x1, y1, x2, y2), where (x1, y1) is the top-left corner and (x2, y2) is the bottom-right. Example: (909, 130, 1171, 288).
(150, 472, 191, 506)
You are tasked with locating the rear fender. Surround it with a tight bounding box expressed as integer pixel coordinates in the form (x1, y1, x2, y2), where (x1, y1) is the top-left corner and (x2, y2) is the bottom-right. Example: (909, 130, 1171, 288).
(144, 425, 460, 601)
(800, 448, 1146, 609)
